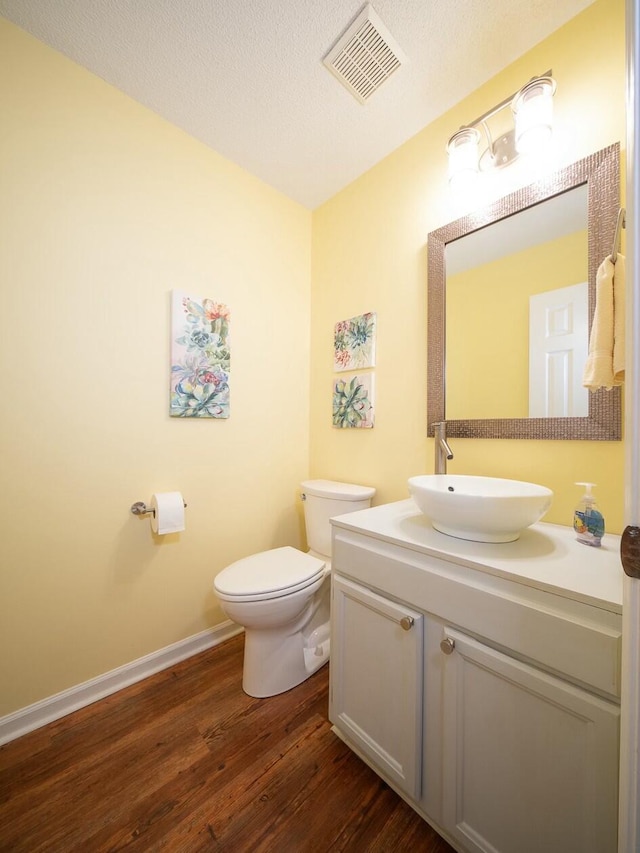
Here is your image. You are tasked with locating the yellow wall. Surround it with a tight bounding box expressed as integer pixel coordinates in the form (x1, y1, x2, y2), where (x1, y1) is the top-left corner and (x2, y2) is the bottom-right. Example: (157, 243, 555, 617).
(446, 230, 587, 419)
(0, 19, 311, 716)
(311, 0, 625, 532)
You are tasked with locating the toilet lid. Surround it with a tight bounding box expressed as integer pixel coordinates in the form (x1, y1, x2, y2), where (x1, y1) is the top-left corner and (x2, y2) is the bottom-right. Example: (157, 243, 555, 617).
(214, 546, 326, 599)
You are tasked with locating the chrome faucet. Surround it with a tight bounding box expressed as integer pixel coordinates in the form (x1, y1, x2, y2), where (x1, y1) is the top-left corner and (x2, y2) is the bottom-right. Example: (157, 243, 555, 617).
(433, 421, 454, 474)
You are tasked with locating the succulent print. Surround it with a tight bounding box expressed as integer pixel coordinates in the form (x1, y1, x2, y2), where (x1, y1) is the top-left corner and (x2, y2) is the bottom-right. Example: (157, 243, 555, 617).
(332, 374, 374, 429)
(334, 312, 376, 372)
(171, 292, 230, 418)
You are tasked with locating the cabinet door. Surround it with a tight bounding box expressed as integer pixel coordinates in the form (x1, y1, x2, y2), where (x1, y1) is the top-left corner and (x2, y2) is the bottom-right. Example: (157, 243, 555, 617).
(330, 575, 424, 799)
(441, 627, 619, 853)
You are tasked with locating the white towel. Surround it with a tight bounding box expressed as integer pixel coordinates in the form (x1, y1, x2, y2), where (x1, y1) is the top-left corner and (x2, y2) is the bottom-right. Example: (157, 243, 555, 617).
(613, 254, 625, 383)
(582, 254, 625, 391)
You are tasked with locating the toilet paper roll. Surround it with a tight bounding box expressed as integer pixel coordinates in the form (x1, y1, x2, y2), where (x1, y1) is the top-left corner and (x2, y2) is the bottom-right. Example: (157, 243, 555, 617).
(150, 491, 185, 534)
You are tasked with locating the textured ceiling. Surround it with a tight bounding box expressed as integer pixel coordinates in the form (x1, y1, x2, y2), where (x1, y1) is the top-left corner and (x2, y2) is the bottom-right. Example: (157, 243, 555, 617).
(0, 0, 595, 209)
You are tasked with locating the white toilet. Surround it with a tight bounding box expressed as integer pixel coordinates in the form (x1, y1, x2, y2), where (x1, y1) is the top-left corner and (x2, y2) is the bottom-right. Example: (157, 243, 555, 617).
(213, 479, 375, 698)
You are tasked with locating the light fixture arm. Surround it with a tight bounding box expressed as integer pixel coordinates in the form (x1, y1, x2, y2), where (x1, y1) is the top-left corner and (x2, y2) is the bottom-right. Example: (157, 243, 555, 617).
(480, 119, 495, 162)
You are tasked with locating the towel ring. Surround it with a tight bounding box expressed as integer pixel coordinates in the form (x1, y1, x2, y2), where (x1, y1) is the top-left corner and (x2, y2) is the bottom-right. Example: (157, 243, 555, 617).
(612, 207, 626, 265)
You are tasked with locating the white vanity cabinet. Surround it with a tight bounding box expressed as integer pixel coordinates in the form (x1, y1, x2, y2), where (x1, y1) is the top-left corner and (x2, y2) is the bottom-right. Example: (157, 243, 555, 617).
(330, 575, 424, 799)
(440, 626, 619, 853)
(329, 500, 623, 853)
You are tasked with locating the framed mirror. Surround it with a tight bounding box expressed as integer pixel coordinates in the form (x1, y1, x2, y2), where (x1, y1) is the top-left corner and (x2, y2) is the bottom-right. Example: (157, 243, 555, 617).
(427, 143, 621, 440)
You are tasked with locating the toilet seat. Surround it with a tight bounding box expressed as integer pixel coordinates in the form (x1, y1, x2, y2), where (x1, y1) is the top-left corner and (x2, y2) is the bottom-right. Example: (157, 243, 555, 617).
(214, 546, 326, 602)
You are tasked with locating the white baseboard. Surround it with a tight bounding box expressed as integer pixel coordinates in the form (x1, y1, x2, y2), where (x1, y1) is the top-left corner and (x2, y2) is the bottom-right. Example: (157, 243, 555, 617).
(0, 621, 243, 746)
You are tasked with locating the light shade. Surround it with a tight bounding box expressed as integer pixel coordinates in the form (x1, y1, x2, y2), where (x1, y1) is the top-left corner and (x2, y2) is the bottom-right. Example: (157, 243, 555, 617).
(512, 77, 556, 155)
(446, 127, 481, 190)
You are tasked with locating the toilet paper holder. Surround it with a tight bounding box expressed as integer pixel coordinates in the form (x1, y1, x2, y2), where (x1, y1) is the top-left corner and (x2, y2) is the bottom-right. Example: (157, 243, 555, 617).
(130, 500, 187, 517)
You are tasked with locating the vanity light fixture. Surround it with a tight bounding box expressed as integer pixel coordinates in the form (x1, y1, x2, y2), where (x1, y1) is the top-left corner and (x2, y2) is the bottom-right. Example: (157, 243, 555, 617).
(447, 73, 556, 188)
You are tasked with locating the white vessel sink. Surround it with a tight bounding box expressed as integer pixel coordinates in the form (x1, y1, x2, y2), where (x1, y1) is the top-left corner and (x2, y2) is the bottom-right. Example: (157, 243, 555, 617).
(408, 474, 553, 543)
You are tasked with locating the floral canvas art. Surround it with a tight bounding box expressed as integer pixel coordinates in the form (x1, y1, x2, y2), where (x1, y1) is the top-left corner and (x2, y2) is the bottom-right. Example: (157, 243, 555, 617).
(334, 312, 376, 372)
(170, 291, 230, 418)
(332, 373, 375, 429)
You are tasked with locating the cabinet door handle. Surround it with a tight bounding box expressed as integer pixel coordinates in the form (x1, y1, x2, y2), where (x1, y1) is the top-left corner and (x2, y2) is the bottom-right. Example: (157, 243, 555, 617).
(400, 616, 414, 631)
(440, 637, 455, 655)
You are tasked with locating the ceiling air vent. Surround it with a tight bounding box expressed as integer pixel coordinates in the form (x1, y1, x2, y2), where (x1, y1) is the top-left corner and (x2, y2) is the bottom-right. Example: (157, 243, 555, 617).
(323, 4, 408, 104)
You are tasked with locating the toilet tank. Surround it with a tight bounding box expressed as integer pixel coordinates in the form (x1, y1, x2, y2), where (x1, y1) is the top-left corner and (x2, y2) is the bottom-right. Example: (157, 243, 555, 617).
(301, 479, 375, 558)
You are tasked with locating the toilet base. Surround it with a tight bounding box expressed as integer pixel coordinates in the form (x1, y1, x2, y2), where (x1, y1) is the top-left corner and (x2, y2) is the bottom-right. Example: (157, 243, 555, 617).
(242, 620, 330, 698)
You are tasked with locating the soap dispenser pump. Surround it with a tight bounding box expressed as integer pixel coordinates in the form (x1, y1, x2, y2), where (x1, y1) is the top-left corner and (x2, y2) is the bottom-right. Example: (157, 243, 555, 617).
(573, 482, 605, 547)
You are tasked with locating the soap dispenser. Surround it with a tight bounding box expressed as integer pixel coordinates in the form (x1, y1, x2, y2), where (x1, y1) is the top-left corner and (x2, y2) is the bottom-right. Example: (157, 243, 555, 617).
(573, 482, 605, 547)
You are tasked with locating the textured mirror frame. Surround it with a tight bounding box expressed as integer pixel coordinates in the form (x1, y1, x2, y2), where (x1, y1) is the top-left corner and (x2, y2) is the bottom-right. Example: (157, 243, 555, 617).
(427, 143, 621, 440)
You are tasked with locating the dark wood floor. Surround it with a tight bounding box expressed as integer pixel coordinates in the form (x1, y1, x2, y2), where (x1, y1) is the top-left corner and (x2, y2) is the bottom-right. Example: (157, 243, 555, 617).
(0, 634, 455, 852)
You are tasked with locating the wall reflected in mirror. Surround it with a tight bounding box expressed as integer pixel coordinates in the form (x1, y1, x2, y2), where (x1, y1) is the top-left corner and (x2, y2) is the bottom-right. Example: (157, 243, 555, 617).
(445, 185, 588, 420)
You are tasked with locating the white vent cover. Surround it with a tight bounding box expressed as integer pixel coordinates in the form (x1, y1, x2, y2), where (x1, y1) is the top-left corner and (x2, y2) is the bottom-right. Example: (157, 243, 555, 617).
(323, 4, 408, 104)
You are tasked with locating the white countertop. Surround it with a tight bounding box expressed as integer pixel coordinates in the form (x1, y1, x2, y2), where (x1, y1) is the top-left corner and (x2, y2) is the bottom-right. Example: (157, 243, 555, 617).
(331, 499, 623, 613)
